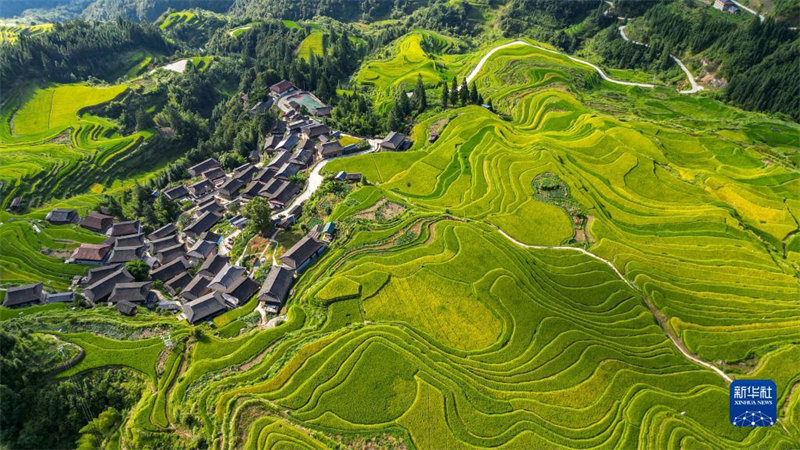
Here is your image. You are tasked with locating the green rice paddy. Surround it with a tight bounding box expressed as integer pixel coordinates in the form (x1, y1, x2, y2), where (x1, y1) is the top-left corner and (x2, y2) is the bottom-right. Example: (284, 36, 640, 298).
(0, 23, 53, 43)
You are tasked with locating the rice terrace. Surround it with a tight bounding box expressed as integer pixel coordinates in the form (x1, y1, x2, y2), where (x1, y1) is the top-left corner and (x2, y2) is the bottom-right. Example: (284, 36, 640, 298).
(0, 0, 798, 449)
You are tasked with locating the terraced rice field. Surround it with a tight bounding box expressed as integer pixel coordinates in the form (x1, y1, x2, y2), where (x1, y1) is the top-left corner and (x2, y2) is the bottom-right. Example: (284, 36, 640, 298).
(0, 23, 53, 43)
(3, 38, 798, 448)
(297, 30, 326, 60)
(0, 83, 154, 210)
(355, 31, 470, 109)
(159, 11, 199, 30)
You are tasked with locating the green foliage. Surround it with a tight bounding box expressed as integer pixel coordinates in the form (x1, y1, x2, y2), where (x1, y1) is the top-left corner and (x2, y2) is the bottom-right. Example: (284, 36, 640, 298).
(242, 196, 274, 237)
(125, 260, 150, 282)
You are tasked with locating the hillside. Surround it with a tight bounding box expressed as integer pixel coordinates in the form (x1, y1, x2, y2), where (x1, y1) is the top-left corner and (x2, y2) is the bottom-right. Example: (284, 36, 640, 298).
(0, 2, 798, 449)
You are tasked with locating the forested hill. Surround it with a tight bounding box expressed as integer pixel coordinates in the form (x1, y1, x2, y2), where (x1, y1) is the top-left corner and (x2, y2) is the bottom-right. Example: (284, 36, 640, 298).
(229, 0, 433, 22)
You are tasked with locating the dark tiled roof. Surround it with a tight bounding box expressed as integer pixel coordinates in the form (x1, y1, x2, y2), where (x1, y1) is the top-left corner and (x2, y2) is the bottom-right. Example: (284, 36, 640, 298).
(258, 266, 294, 306)
(275, 163, 301, 180)
(84, 268, 135, 302)
(46, 292, 74, 303)
(165, 272, 193, 295)
(318, 141, 343, 157)
(182, 292, 228, 324)
(84, 264, 123, 286)
(279, 236, 326, 270)
(181, 275, 212, 302)
(185, 211, 222, 236)
(189, 179, 214, 196)
(233, 164, 257, 182)
(151, 257, 190, 282)
(269, 182, 300, 206)
(46, 208, 78, 224)
(109, 221, 140, 236)
(71, 243, 111, 262)
(267, 151, 292, 169)
(223, 276, 259, 306)
(269, 80, 294, 94)
(381, 131, 407, 150)
(114, 233, 145, 248)
(148, 223, 176, 240)
(3, 283, 43, 307)
(199, 231, 220, 243)
(80, 212, 113, 233)
(276, 133, 298, 151)
(241, 180, 265, 199)
(301, 123, 329, 138)
(150, 234, 180, 254)
(187, 240, 216, 260)
(164, 185, 190, 200)
(198, 254, 229, 278)
(107, 245, 145, 264)
(188, 158, 220, 177)
(109, 282, 151, 304)
(202, 167, 226, 181)
(156, 243, 186, 264)
(208, 264, 246, 292)
(116, 300, 138, 316)
(219, 177, 245, 198)
(270, 120, 286, 135)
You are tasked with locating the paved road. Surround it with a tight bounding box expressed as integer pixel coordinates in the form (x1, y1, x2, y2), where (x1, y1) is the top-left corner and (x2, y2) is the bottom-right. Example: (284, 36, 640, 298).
(465, 40, 656, 89)
(619, 25, 703, 94)
(492, 226, 733, 384)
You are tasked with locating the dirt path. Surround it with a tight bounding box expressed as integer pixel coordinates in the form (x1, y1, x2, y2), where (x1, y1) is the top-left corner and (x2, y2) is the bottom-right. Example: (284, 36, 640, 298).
(491, 225, 732, 384)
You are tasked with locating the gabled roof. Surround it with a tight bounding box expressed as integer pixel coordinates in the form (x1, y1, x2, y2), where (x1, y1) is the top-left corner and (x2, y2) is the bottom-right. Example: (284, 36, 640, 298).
(301, 122, 329, 138)
(165, 271, 193, 294)
(188, 158, 220, 177)
(218, 177, 245, 197)
(109, 281, 151, 304)
(259, 178, 286, 197)
(208, 264, 247, 292)
(114, 233, 145, 248)
(181, 274, 212, 302)
(182, 292, 228, 324)
(202, 167, 226, 181)
(189, 179, 214, 196)
(269, 80, 295, 94)
(345, 172, 363, 182)
(241, 180, 265, 199)
(151, 257, 190, 282)
(71, 243, 111, 262)
(276, 133, 299, 151)
(46, 208, 78, 224)
(269, 181, 301, 206)
(263, 134, 282, 151)
(267, 151, 292, 169)
(116, 300, 138, 316)
(297, 138, 316, 151)
(150, 234, 180, 254)
(107, 245, 145, 264)
(270, 120, 287, 135)
(148, 223, 176, 240)
(187, 240, 216, 260)
(163, 184, 190, 200)
(80, 212, 114, 233)
(258, 266, 294, 306)
(109, 220, 140, 237)
(195, 199, 224, 217)
(185, 211, 222, 236)
(84, 268, 135, 302)
(222, 276, 259, 306)
(290, 147, 314, 167)
(46, 292, 75, 303)
(3, 283, 43, 307)
(84, 264, 123, 286)
(198, 254, 229, 278)
(279, 236, 326, 270)
(318, 141, 343, 157)
(156, 243, 186, 264)
(275, 163, 301, 180)
(381, 131, 407, 150)
(233, 164, 257, 182)
(199, 231, 220, 243)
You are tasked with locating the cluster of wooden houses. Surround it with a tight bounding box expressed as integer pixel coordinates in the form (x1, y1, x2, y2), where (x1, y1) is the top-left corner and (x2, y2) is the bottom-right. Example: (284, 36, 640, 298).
(3, 79, 413, 324)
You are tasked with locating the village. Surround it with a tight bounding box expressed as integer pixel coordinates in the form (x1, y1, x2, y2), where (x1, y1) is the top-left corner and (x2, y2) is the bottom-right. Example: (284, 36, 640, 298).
(2, 80, 408, 326)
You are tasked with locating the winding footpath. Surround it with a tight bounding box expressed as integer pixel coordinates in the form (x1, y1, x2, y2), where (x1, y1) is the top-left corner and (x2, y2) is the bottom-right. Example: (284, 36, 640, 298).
(492, 226, 733, 384)
(619, 25, 703, 94)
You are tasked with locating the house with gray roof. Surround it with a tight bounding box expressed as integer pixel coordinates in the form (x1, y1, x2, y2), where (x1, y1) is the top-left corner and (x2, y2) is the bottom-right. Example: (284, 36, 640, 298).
(150, 234, 180, 254)
(181, 274, 212, 302)
(2, 283, 44, 308)
(279, 236, 327, 272)
(151, 257, 190, 282)
(84, 268, 135, 303)
(83, 264, 122, 286)
(182, 292, 229, 324)
(156, 243, 186, 265)
(107, 245, 146, 264)
(148, 223, 176, 240)
(380, 131, 408, 151)
(80, 212, 113, 233)
(258, 266, 294, 313)
(46, 208, 79, 225)
(189, 179, 214, 198)
(219, 177, 245, 200)
(184, 211, 222, 237)
(208, 264, 247, 292)
(188, 158, 220, 177)
(198, 254, 229, 278)
(163, 184, 190, 201)
(109, 220, 141, 237)
(109, 282, 153, 304)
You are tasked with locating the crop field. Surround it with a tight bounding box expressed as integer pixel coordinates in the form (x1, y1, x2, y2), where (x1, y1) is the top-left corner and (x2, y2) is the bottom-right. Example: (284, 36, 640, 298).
(297, 30, 326, 60)
(159, 11, 199, 30)
(1, 37, 798, 449)
(0, 83, 158, 210)
(0, 23, 53, 43)
(355, 31, 470, 109)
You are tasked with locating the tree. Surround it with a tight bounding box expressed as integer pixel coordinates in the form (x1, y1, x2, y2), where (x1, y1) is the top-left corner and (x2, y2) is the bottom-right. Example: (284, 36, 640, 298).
(450, 77, 459, 105)
(125, 260, 150, 281)
(219, 152, 245, 170)
(242, 197, 274, 236)
(153, 194, 180, 226)
(414, 74, 427, 113)
(459, 78, 469, 105)
(470, 83, 479, 104)
(441, 82, 449, 107)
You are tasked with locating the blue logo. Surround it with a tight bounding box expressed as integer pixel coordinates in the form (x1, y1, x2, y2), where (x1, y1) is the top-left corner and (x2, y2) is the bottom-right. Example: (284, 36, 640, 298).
(730, 380, 776, 427)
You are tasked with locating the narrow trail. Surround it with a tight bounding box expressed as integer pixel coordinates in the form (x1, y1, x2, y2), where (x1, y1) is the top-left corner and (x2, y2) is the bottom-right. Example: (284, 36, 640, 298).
(729, 0, 765, 21)
(491, 226, 733, 384)
(618, 25, 703, 94)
